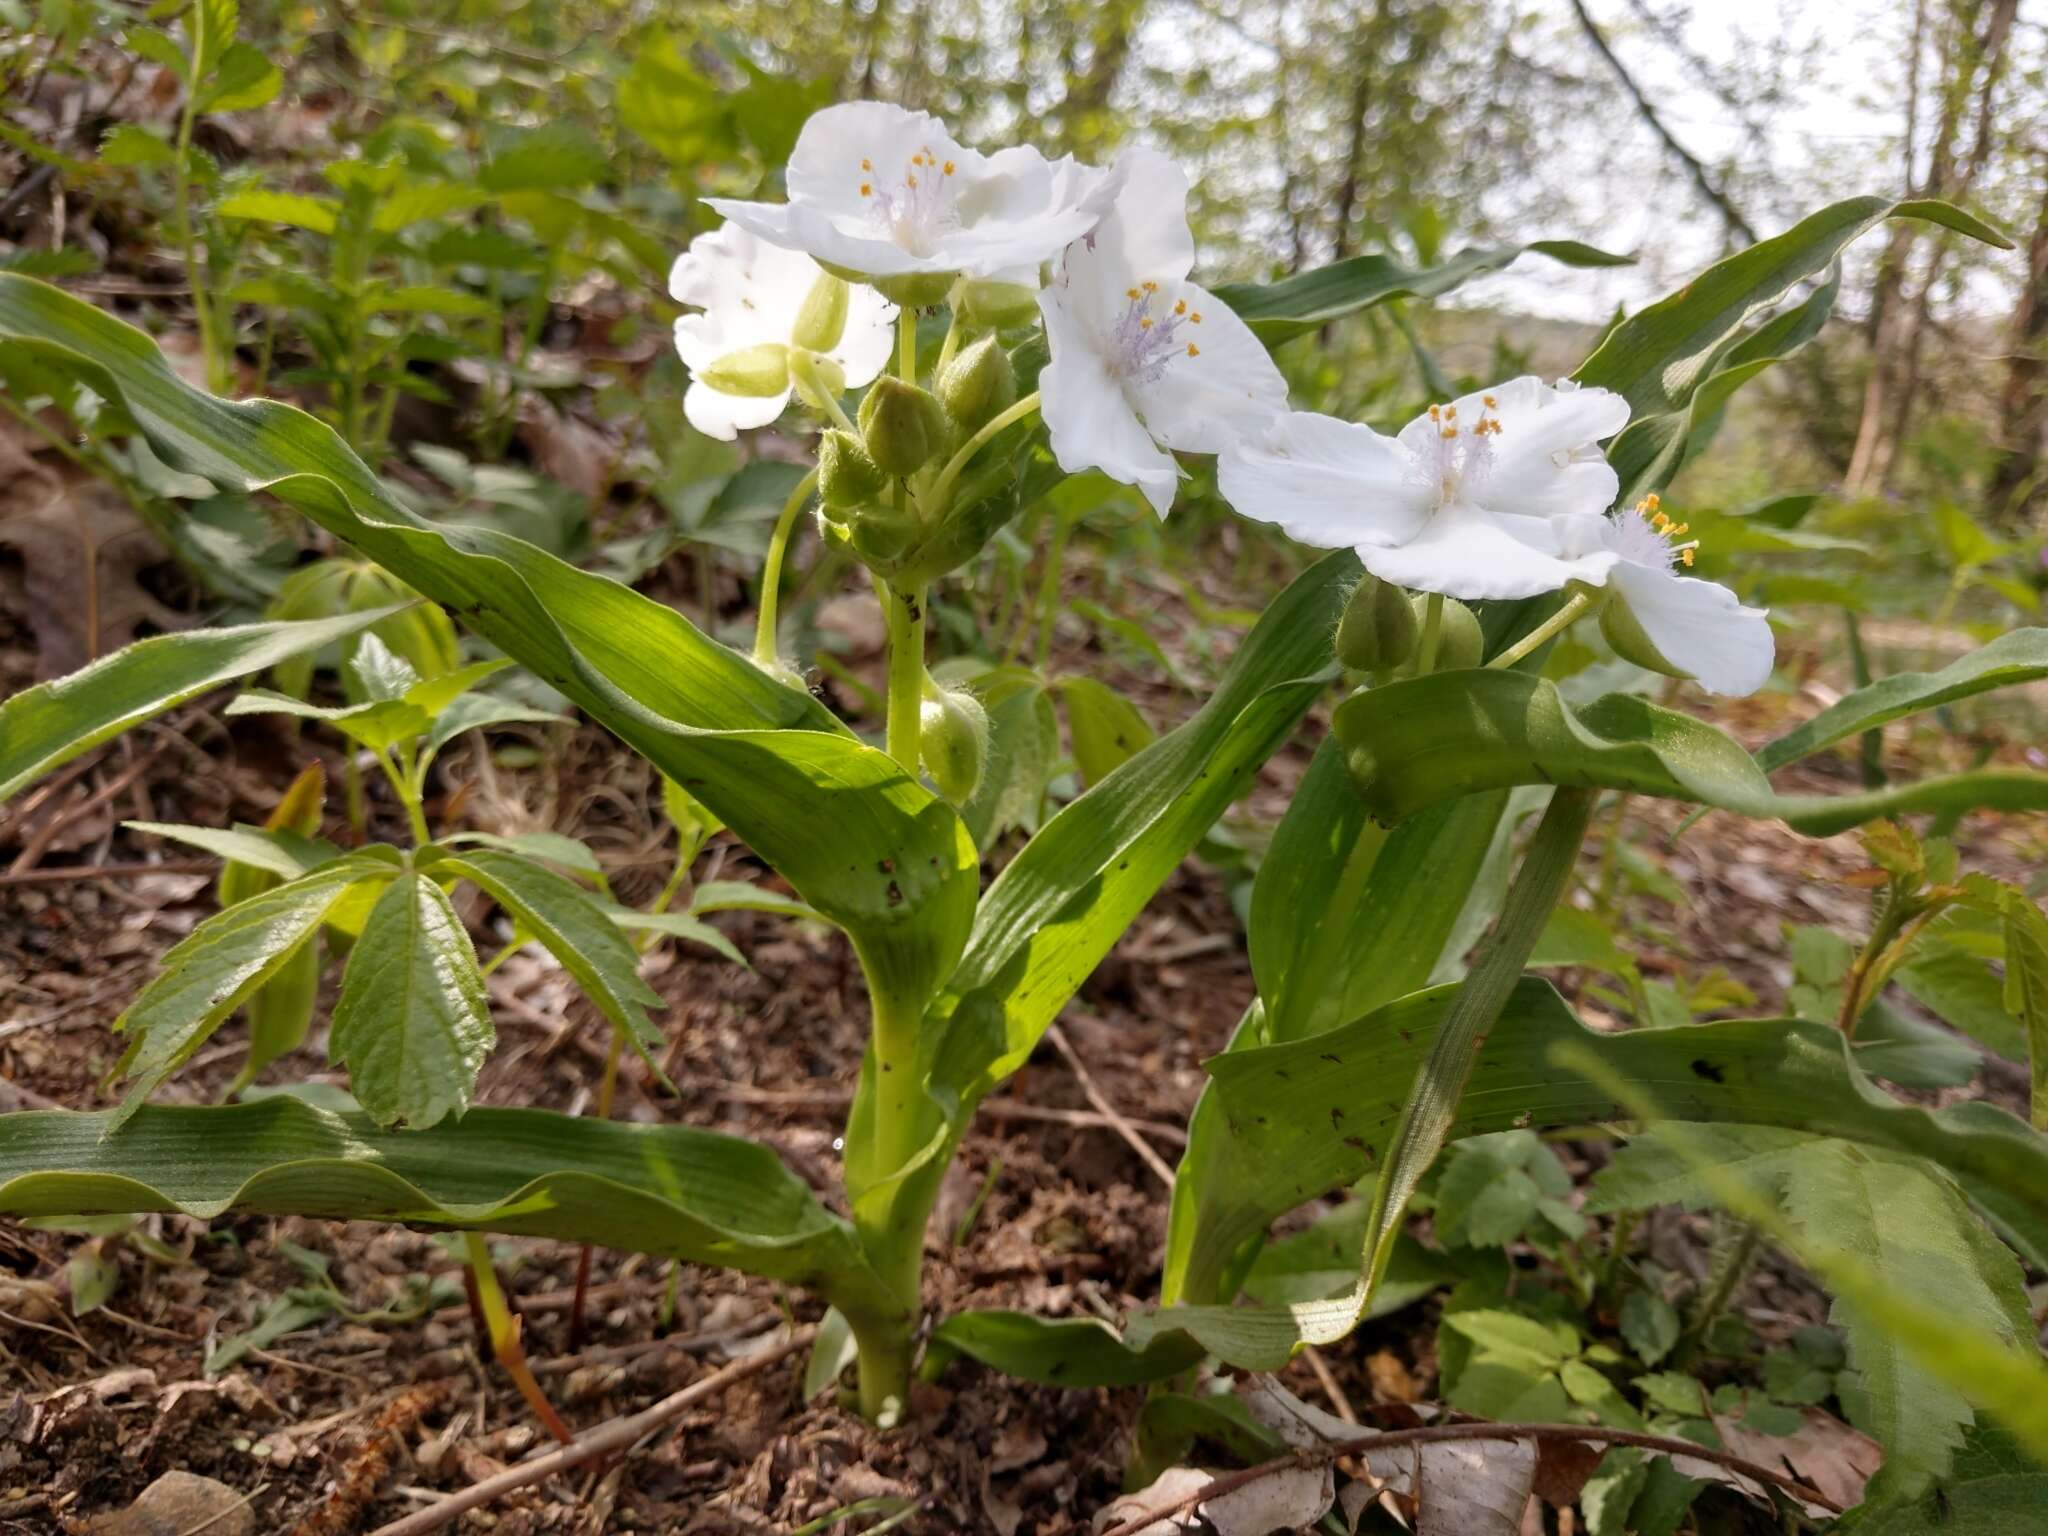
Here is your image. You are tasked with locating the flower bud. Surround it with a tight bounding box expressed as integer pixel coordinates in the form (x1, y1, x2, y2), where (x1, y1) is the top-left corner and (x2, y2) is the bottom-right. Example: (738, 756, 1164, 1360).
(1599, 594, 1686, 680)
(848, 503, 921, 564)
(699, 342, 790, 398)
(936, 334, 1018, 435)
(872, 270, 956, 308)
(1411, 594, 1485, 672)
(1335, 574, 1418, 672)
(819, 428, 887, 512)
(858, 375, 949, 476)
(790, 273, 850, 353)
(951, 277, 1041, 329)
(920, 683, 989, 806)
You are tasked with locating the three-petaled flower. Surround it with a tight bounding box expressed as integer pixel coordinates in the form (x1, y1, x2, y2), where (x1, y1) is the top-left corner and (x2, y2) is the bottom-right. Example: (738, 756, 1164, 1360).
(1038, 147, 1288, 517)
(669, 222, 896, 441)
(707, 103, 1113, 298)
(1218, 377, 1632, 600)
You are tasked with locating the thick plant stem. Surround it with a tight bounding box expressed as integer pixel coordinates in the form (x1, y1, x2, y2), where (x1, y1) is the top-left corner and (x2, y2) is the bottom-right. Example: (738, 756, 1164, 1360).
(880, 580, 926, 774)
(1489, 589, 1598, 671)
(1413, 591, 1445, 675)
(1360, 785, 1598, 1292)
(753, 469, 819, 667)
(850, 984, 932, 1426)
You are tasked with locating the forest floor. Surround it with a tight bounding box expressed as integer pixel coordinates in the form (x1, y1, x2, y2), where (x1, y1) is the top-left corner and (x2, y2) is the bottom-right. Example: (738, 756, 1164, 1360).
(1, 582, 2044, 1535)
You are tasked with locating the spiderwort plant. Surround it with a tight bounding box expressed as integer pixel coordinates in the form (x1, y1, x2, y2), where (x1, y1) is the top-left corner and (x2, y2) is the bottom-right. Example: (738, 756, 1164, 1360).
(2, 94, 2046, 1506)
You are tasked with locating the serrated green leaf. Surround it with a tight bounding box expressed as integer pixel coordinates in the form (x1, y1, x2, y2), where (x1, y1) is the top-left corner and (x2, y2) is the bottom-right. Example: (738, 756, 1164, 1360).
(215, 189, 339, 234)
(194, 41, 280, 112)
(1620, 1290, 1681, 1367)
(99, 124, 176, 169)
(111, 857, 385, 1130)
(330, 872, 493, 1128)
(479, 123, 609, 192)
(1897, 947, 2027, 1060)
(421, 846, 662, 1054)
(124, 27, 189, 82)
(224, 687, 430, 753)
(1857, 1425, 2048, 1534)
(370, 182, 489, 234)
(1334, 670, 2048, 837)
(0, 610, 399, 803)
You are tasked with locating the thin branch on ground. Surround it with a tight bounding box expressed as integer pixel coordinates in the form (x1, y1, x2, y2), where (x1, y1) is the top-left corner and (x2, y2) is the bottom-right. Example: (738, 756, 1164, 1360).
(1099, 1420, 1844, 1536)
(365, 1325, 814, 1536)
(1045, 1022, 1178, 1188)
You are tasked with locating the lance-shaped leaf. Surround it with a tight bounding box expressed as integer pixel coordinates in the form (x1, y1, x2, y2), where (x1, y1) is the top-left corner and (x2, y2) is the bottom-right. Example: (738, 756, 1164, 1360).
(1124, 980, 2048, 1369)
(125, 821, 341, 881)
(0, 273, 977, 1040)
(1055, 675, 1155, 788)
(0, 609, 399, 802)
(419, 846, 663, 1054)
(1758, 629, 2048, 773)
(1568, 197, 2008, 501)
(1214, 240, 1633, 346)
(109, 853, 395, 1129)
(1333, 670, 2048, 837)
(0, 1098, 900, 1328)
(329, 871, 495, 1128)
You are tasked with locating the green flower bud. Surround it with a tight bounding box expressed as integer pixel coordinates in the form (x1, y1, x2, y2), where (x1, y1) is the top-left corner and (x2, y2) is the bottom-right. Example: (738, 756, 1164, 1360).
(819, 428, 888, 512)
(920, 683, 989, 806)
(1599, 592, 1687, 680)
(936, 334, 1018, 435)
(1335, 574, 1419, 672)
(790, 273, 851, 353)
(858, 375, 949, 476)
(848, 503, 921, 564)
(951, 277, 1041, 329)
(699, 342, 790, 398)
(871, 270, 956, 308)
(1412, 593, 1485, 672)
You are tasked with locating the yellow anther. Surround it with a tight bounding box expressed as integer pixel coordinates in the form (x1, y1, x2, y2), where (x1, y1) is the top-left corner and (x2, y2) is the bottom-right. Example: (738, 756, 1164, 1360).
(1186, 343, 1200, 357)
(1669, 522, 1689, 537)
(1441, 426, 1458, 439)
(1644, 492, 1661, 512)
(861, 158, 873, 171)
(1483, 394, 1497, 407)
(1428, 404, 1442, 420)
(1174, 299, 1187, 315)
(1140, 317, 1154, 329)
(1126, 287, 1141, 300)
(943, 160, 955, 175)
(1142, 280, 1158, 292)
(911, 153, 924, 166)
(860, 182, 872, 196)
(1190, 311, 1202, 324)
(1681, 548, 1695, 566)
(907, 174, 918, 188)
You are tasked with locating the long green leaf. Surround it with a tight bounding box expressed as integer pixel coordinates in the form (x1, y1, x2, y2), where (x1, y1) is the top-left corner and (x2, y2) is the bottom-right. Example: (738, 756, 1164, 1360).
(329, 871, 494, 1129)
(1215, 241, 1632, 346)
(0, 1098, 899, 1324)
(927, 1311, 1203, 1389)
(1126, 980, 2048, 1369)
(0, 609, 398, 802)
(0, 273, 977, 1033)
(1759, 629, 2048, 772)
(1333, 670, 2048, 837)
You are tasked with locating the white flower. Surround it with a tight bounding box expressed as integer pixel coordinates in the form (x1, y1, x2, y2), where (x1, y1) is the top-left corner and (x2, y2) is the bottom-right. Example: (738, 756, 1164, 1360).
(705, 103, 1113, 287)
(669, 222, 896, 441)
(1554, 496, 1776, 696)
(1218, 377, 1632, 600)
(1037, 147, 1288, 517)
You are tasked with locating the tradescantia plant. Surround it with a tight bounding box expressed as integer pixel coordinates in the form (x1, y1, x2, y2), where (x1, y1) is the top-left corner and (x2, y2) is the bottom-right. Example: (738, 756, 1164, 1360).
(2, 99, 2047, 1518)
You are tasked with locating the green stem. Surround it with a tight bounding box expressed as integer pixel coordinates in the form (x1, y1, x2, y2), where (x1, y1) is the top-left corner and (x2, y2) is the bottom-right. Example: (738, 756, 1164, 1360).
(935, 312, 962, 375)
(170, 95, 223, 392)
(1360, 785, 1599, 1292)
(1488, 589, 1599, 672)
(753, 468, 820, 667)
(1412, 591, 1445, 675)
(789, 349, 859, 434)
(1033, 509, 1074, 670)
(927, 389, 1041, 511)
(1678, 1218, 1763, 1365)
(372, 748, 431, 846)
(1835, 892, 1920, 1038)
(896, 306, 917, 381)
(880, 579, 926, 773)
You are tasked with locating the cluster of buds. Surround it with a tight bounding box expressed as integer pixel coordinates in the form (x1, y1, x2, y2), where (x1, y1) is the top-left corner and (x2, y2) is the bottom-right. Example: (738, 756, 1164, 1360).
(1334, 574, 1483, 676)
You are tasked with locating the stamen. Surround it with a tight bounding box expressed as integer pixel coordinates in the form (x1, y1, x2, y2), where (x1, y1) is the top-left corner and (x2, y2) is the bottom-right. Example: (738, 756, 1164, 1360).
(1186, 343, 1199, 357)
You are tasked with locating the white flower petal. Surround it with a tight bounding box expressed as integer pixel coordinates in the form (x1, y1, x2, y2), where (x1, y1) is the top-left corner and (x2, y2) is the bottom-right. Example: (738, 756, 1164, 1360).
(1128, 283, 1287, 454)
(668, 224, 814, 360)
(683, 381, 791, 442)
(785, 103, 971, 224)
(1358, 503, 1589, 601)
(1609, 561, 1775, 695)
(1218, 411, 1431, 548)
(1479, 377, 1630, 519)
(1040, 284, 1180, 517)
(828, 282, 898, 388)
